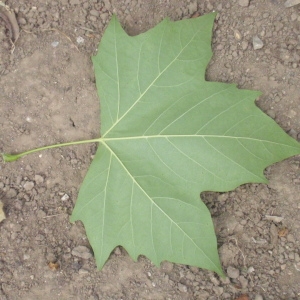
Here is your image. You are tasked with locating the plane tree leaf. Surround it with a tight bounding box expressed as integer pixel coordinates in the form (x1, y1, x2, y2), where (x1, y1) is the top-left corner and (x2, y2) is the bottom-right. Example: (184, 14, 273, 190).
(70, 13, 300, 275)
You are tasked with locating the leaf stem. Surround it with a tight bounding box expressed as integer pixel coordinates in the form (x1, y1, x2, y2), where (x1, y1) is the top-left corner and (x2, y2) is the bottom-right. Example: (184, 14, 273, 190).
(2, 138, 101, 162)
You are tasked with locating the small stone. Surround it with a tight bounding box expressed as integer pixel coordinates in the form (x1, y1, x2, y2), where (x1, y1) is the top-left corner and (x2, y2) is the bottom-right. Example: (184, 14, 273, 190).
(187, 2, 198, 14)
(289, 252, 295, 260)
(78, 268, 89, 275)
(206, 3, 213, 10)
(210, 275, 219, 286)
(37, 210, 46, 218)
(161, 261, 174, 273)
(254, 295, 264, 300)
(253, 36, 264, 50)
(35, 234, 44, 241)
(266, 109, 275, 119)
(178, 283, 187, 293)
(218, 193, 228, 202)
(69, 0, 80, 5)
(90, 10, 99, 17)
(239, 0, 250, 7)
(213, 286, 224, 296)
(34, 174, 44, 184)
(46, 252, 57, 262)
(100, 12, 109, 22)
(272, 95, 281, 104)
(18, 17, 27, 25)
(186, 272, 195, 281)
(220, 276, 231, 284)
(114, 247, 121, 255)
(89, 16, 97, 22)
(195, 290, 210, 299)
(103, 0, 111, 10)
(51, 41, 59, 47)
(291, 13, 298, 21)
(241, 41, 248, 50)
(6, 188, 17, 198)
(234, 29, 242, 41)
(72, 246, 93, 259)
(23, 181, 34, 191)
(76, 36, 84, 44)
(239, 275, 248, 288)
(227, 266, 240, 278)
(0, 201, 6, 223)
(61, 194, 69, 201)
(23, 254, 30, 260)
(284, 0, 300, 7)
(287, 234, 296, 243)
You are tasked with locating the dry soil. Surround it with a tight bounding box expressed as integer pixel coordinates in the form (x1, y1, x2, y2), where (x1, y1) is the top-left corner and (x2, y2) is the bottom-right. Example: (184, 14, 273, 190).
(0, 0, 300, 299)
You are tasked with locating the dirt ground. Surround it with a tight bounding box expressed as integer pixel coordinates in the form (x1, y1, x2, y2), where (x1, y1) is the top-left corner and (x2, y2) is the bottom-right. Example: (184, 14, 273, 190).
(0, 0, 300, 299)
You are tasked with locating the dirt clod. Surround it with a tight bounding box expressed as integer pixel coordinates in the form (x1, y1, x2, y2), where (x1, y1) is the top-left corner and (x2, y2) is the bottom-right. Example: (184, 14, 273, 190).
(72, 245, 93, 259)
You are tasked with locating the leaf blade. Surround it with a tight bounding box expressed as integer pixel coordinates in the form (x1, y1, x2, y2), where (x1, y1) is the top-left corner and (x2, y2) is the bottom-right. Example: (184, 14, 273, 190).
(71, 13, 300, 275)
(71, 140, 223, 274)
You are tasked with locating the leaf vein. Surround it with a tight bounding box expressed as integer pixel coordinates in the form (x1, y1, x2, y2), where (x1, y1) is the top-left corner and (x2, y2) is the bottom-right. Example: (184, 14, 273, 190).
(102, 141, 219, 270)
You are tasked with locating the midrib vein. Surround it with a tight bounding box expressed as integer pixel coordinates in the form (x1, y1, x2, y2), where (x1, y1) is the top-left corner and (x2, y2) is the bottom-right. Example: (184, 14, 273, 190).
(100, 141, 221, 272)
(102, 25, 200, 138)
(102, 135, 300, 149)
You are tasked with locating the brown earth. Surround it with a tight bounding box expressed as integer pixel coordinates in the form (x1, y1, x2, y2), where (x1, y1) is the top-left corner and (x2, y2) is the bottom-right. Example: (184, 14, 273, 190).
(0, 0, 300, 299)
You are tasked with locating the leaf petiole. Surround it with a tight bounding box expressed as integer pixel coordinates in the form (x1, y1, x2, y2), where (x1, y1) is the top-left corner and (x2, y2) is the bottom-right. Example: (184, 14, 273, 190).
(2, 137, 102, 162)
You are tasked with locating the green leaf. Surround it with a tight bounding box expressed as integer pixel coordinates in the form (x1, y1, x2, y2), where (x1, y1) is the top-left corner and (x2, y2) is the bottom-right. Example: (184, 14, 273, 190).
(70, 13, 300, 275)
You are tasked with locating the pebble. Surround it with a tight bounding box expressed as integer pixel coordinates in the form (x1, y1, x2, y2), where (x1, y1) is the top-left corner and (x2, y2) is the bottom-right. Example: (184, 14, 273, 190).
(114, 247, 121, 255)
(213, 286, 224, 296)
(18, 17, 27, 25)
(90, 10, 99, 17)
(238, 0, 250, 7)
(6, 188, 17, 198)
(178, 283, 187, 293)
(239, 275, 248, 288)
(284, 0, 300, 7)
(69, 0, 80, 5)
(23, 181, 34, 191)
(253, 36, 264, 50)
(23, 254, 30, 260)
(241, 41, 248, 51)
(100, 12, 109, 22)
(103, 0, 111, 10)
(254, 295, 264, 300)
(289, 252, 295, 260)
(234, 29, 242, 41)
(187, 2, 198, 14)
(266, 109, 276, 119)
(194, 290, 210, 299)
(72, 245, 93, 259)
(61, 194, 70, 201)
(76, 36, 84, 44)
(78, 268, 89, 275)
(51, 41, 59, 47)
(34, 174, 44, 184)
(227, 266, 240, 278)
(161, 261, 174, 273)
